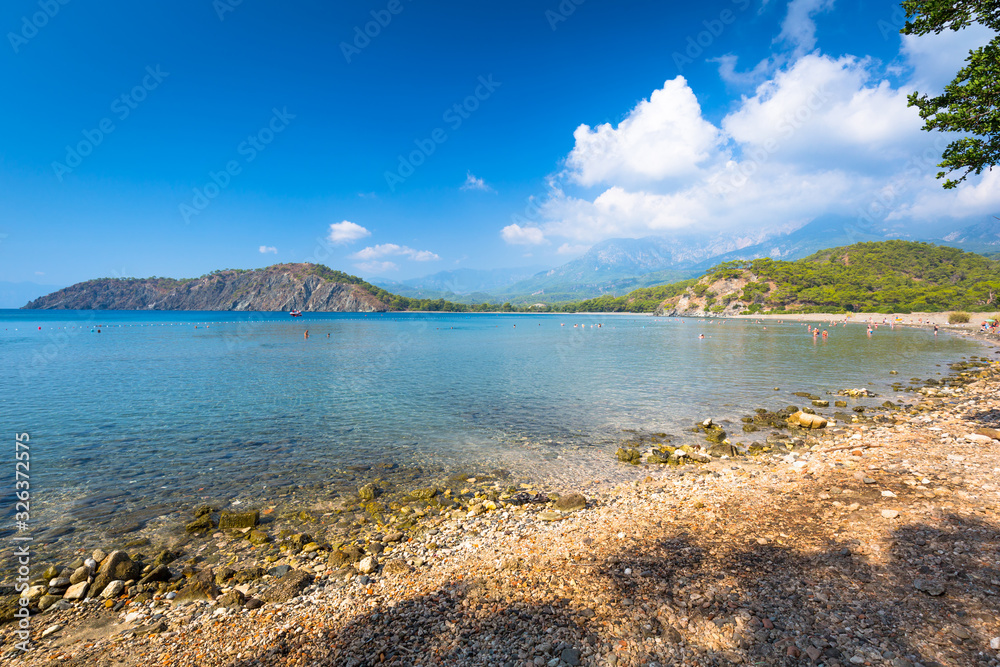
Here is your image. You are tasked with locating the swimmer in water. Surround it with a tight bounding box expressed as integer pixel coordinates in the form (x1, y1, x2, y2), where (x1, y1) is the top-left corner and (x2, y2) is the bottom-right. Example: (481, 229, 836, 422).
(699, 334, 705, 339)
(304, 330, 309, 339)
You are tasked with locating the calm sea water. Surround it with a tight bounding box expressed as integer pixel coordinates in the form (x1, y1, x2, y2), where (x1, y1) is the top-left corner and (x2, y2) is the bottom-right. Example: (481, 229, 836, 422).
(0, 309, 983, 546)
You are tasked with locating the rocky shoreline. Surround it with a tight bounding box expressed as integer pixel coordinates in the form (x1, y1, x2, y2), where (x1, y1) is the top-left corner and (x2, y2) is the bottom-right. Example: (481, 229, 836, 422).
(3, 344, 1000, 666)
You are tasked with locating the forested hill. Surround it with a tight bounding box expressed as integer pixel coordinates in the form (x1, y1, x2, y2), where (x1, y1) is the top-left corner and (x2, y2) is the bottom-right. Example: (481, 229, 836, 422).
(553, 241, 999, 314)
(657, 241, 1000, 315)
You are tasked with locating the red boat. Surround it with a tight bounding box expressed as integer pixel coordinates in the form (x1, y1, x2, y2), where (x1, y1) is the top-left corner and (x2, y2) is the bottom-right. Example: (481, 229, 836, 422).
(289, 310, 302, 317)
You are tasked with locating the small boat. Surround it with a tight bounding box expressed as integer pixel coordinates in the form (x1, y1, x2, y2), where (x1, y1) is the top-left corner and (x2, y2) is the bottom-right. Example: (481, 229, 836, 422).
(289, 310, 302, 317)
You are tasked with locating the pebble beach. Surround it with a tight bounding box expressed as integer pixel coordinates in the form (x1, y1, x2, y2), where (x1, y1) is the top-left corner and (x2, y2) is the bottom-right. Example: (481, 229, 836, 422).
(3, 325, 1000, 667)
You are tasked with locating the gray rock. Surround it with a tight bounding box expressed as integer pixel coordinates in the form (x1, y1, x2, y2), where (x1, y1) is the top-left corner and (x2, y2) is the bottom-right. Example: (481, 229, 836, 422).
(561, 648, 582, 666)
(267, 565, 292, 578)
(62, 581, 88, 600)
(138, 565, 172, 586)
(49, 577, 71, 589)
(261, 569, 312, 603)
(174, 571, 219, 603)
(357, 556, 378, 574)
(101, 581, 126, 599)
(37, 594, 61, 611)
(84, 558, 98, 571)
(914, 578, 945, 596)
(69, 566, 90, 585)
(92, 551, 142, 595)
(245, 598, 264, 610)
(217, 590, 246, 608)
(92, 549, 107, 564)
(664, 625, 683, 643)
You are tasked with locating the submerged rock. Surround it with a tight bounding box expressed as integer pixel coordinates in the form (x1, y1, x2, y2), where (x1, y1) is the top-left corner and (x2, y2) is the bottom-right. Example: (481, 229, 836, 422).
(219, 510, 259, 530)
(616, 447, 641, 464)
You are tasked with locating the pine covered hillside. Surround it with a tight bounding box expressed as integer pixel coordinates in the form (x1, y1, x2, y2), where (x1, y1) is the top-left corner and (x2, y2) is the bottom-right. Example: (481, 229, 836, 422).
(653, 241, 1000, 316)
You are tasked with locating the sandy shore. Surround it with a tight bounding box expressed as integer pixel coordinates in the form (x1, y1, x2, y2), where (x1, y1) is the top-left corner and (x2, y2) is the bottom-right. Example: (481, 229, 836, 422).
(4, 353, 1000, 666)
(727, 311, 1000, 331)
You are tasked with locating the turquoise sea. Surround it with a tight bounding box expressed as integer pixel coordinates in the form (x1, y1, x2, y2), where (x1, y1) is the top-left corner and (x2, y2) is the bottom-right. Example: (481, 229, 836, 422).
(0, 309, 983, 549)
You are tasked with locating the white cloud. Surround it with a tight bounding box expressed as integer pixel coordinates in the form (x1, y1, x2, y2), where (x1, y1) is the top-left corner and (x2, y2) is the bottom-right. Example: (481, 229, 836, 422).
(461, 172, 495, 192)
(352, 243, 440, 262)
(900, 23, 994, 93)
(356, 261, 398, 273)
(566, 77, 722, 187)
(776, 0, 834, 57)
(327, 220, 371, 245)
(511, 23, 996, 249)
(557, 243, 590, 255)
(259, 245, 278, 254)
(35, 271, 44, 276)
(501, 224, 547, 245)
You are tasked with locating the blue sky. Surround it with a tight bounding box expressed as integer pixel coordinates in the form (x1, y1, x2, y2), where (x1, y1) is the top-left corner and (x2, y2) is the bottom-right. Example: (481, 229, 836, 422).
(1, 0, 996, 286)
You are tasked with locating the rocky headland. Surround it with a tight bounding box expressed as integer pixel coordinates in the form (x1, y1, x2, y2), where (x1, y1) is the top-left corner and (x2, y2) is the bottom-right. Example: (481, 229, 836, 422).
(21, 264, 389, 312)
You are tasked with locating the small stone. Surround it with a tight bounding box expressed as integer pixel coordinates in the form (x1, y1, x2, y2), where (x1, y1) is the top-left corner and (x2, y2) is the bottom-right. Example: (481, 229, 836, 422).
(952, 625, 971, 640)
(40, 624, 62, 638)
(806, 646, 822, 661)
(881, 490, 897, 497)
(84, 558, 98, 571)
(384, 531, 404, 543)
(989, 637, 1000, 650)
(217, 590, 246, 608)
(68, 567, 90, 585)
(862, 476, 876, 484)
(358, 483, 381, 501)
(881, 509, 900, 519)
(92, 549, 107, 564)
(357, 556, 378, 574)
(538, 511, 563, 521)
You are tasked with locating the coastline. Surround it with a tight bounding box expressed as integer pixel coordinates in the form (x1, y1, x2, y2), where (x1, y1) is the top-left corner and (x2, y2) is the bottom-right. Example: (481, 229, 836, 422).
(3, 344, 999, 665)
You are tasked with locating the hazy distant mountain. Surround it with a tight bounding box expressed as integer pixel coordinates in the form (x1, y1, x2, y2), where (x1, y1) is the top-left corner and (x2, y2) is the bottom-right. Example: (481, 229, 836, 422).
(498, 227, 797, 302)
(938, 219, 1000, 254)
(374, 266, 545, 297)
(0, 281, 64, 309)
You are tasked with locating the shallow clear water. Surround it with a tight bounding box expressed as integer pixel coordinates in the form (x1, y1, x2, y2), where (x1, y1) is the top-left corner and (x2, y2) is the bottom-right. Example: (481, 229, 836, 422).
(0, 309, 982, 544)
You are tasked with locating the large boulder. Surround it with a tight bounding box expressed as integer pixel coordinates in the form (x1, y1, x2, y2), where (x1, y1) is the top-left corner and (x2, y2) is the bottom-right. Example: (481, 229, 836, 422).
(92, 551, 142, 594)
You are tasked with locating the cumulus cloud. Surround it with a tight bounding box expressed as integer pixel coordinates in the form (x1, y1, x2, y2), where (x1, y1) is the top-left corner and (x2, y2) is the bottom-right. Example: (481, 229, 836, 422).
(502, 13, 996, 249)
(259, 245, 278, 254)
(461, 172, 495, 192)
(776, 0, 834, 57)
(566, 77, 722, 187)
(356, 261, 398, 273)
(501, 224, 547, 245)
(352, 243, 440, 262)
(327, 220, 371, 245)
